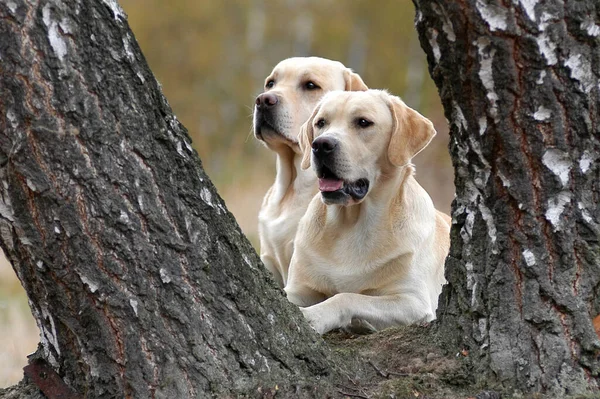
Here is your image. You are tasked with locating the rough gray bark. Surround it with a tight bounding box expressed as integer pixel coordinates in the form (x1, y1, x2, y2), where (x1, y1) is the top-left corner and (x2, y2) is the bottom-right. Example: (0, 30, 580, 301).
(413, 0, 600, 395)
(0, 0, 334, 397)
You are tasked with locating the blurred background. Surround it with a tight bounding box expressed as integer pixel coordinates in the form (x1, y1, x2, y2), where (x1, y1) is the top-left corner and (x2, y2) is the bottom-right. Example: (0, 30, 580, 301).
(0, 0, 453, 387)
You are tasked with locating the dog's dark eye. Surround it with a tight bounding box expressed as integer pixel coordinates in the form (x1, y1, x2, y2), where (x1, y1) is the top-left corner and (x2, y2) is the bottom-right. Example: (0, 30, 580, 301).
(357, 118, 373, 128)
(266, 80, 275, 89)
(315, 118, 326, 128)
(304, 81, 320, 90)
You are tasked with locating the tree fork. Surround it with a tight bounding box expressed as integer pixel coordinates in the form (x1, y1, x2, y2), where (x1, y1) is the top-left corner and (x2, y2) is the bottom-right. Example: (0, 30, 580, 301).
(0, 0, 336, 397)
(413, 0, 600, 394)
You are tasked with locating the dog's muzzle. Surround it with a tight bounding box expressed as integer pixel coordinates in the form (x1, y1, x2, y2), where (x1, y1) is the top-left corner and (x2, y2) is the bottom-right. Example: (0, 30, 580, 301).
(312, 137, 369, 205)
(253, 92, 280, 141)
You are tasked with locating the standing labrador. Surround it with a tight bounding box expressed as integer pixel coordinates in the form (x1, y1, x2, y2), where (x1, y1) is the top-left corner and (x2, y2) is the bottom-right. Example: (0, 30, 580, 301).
(254, 57, 367, 288)
(285, 90, 450, 334)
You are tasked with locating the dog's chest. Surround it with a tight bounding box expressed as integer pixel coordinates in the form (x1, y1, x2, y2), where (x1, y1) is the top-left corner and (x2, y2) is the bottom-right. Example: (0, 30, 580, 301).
(306, 240, 407, 295)
(259, 204, 306, 258)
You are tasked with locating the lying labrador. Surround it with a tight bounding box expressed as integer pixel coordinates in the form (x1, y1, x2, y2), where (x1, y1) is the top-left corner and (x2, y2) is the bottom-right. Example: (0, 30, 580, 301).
(285, 89, 450, 334)
(253, 57, 367, 288)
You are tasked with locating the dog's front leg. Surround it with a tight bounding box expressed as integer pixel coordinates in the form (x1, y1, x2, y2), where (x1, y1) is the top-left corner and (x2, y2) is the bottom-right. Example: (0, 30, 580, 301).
(301, 292, 433, 334)
(300, 294, 352, 334)
(285, 284, 327, 308)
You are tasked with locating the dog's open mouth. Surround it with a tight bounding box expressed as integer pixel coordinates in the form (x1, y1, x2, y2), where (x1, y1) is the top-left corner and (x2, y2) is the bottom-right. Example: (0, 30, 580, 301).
(318, 166, 369, 203)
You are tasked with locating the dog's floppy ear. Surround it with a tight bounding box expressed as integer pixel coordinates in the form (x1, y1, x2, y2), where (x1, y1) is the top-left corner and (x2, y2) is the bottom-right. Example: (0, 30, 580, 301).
(344, 69, 368, 91)
(387, 94, 436, 167)
(299, 102, 323, 170)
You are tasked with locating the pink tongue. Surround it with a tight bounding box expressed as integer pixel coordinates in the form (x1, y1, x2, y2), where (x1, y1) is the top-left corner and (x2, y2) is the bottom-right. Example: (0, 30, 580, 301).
(319, 178, 343, 192)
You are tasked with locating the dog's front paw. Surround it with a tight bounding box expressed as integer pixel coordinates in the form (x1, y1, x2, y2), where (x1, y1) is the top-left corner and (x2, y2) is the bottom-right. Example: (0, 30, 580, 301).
(344, 318, 377, 335)
(300, 306, 332, 335)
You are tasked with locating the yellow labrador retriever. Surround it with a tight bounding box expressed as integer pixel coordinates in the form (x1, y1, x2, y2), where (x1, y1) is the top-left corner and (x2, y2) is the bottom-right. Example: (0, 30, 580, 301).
(285, 90, 450, 334)
(253, 57, 367, 288)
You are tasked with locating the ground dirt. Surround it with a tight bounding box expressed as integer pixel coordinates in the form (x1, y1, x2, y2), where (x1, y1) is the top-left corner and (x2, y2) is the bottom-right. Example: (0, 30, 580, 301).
(325, 323, 479, 399)
(324, 324, 597, 399)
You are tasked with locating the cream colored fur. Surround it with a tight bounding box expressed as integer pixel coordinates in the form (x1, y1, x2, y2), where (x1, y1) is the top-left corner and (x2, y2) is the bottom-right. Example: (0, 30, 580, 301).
(285, 90, 451, 334)
(254, 57, 367, 288)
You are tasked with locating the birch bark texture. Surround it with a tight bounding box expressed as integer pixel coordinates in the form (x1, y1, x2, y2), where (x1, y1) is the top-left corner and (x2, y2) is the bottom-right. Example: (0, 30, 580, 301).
(413, 0, 600, 394)
(0, 0, 333, 397)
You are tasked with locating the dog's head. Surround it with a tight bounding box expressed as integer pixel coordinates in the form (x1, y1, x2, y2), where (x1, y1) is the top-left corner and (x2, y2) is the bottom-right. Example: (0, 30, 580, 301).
(299, 90, 436, 206)
(253, 57, 367, 153)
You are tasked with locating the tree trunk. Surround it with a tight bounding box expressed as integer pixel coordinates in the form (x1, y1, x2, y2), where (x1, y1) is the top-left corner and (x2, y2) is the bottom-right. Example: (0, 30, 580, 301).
(0, 1, 334, 397)
(413, 0, 600, 395)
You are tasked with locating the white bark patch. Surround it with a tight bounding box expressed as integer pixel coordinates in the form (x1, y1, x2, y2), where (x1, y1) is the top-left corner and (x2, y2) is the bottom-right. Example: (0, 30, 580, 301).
(242, 254, 256, 270)
(536, 33, 557, 65)
(59, 17, 72, 34)
(539, 11, 556, 31)
(200, 187, 213, 206)
(42, 4, 67, 62)
(476, 0, 508, 31)
(542, 149, 571, 186)
(460, 211, 475, 244)
(578, 202, 593, 224)
(478, 117, 488, 135)
(80, 275, 99, 293)
(533, 105, 551, 121)
(522, 249, 536, 266)
(536, 70, 546, 84)
(545, 191, 571, 231)
(176, 141, 185, 158)
(476, 38, 499, 122)
(452, 101, 468, 132)
(0, 196, 15, 222)
(6, 109, 17, 128)
(26, 178, 37, 192)
(565, 53, 594, 93)
(4, 109, 18, 131)
(581, 16, 600, 37)
(159, 268, 171, 284)
(443, 24, 456, 42)
(431, 3, 456, 41)
(129, 299, 139, 317)
(498, 171, 511, 188)
(471, 282, 481, 309)
(122, 34, 135, 62)
(465, 262, 474, 290)
(415, 10, 423, 23)
(476, 318, 488, 343)
(479, 203, 498, 250)
(519, 0, 538, 22)
(7, 1, 17, 12)
(102, 0, 125, 21)
(119, 210, 130, 224)
(39, 305, 61, 360)
(579, 150, 593, 173)
(36, 260, 44, 270)
(428, 29, 441, 64)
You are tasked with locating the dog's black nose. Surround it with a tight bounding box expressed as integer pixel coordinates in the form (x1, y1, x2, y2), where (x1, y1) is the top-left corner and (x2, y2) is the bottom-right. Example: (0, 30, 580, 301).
(312, 136, 338, 158)
(255, 93, 278, 109)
